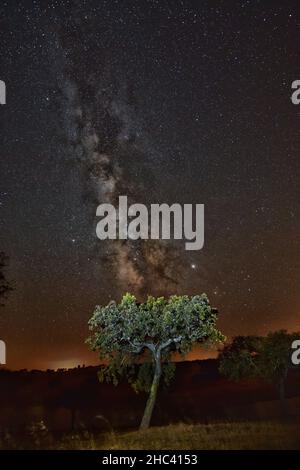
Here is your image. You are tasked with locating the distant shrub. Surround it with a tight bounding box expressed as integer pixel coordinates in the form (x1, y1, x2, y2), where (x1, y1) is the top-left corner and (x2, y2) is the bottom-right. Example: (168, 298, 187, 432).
(26, 420, 51, 448)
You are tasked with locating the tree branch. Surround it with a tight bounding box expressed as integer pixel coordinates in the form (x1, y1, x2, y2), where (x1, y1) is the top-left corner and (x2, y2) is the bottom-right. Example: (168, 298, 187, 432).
(128, 341, 156, 355)
(159, 336, 182, 352)
(128, 337, 182, 356)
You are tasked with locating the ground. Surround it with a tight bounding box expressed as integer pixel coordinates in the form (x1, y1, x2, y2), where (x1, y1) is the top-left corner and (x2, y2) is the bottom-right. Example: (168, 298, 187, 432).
(3, 420, 300, 450)
(101, 421, 300, 450)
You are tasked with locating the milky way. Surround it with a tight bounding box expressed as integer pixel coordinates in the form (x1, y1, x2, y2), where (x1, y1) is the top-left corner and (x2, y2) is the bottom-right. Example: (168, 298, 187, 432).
(60, 49, 185, 295)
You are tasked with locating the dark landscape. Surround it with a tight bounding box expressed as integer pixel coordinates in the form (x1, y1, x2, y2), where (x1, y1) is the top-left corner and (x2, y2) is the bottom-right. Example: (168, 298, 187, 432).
(1, 359, 299, 435)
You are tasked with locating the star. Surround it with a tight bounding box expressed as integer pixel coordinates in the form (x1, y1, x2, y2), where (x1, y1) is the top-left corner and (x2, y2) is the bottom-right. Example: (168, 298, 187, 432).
(1, 0, 299, 370)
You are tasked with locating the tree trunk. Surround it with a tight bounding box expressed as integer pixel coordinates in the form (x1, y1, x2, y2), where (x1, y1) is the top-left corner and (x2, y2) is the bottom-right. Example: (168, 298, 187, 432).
(278, 378, 288, 420)
(140, 353, 161, 430)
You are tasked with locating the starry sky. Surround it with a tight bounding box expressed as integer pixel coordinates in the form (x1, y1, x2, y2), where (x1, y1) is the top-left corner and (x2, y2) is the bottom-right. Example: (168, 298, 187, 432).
(0, 0, 299, 370)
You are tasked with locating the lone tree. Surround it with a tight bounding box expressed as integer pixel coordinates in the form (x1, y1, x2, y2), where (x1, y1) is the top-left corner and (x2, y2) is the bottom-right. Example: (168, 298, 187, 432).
(88, 293, 224, 429)
(219, 330, 300, 419)
(0, 252, 13, 306)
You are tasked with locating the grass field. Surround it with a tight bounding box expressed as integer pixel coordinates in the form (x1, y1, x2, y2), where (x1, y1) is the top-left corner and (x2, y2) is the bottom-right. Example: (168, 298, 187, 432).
(99, 421, 300, 450)
(2, 420, 300, 450)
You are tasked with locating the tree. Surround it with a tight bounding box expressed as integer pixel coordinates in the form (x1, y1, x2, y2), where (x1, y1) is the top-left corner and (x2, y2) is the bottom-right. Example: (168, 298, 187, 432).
(87, 293, 224, 429)
(219, 330, 300, 419)
(0, 252, 13, 306)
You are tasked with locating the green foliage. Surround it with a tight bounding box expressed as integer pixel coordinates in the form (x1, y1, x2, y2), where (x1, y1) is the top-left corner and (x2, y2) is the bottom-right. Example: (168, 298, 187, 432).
(88, 292, 224, 388)
(219, 335, 260, 380)
(219, 330, 300, 385)
(258, 330, 300, 383)
(129, 362, 176, 393)
(97, 360, 176, 393)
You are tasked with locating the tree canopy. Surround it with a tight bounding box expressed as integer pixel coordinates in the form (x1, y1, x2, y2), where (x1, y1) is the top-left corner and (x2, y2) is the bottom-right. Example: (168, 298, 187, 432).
(88, 292, 224, 428)
(219, 330, 300, 418)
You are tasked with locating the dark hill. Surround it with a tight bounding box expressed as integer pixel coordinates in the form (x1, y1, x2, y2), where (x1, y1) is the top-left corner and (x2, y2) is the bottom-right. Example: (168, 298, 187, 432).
(0, 359, 299, 432)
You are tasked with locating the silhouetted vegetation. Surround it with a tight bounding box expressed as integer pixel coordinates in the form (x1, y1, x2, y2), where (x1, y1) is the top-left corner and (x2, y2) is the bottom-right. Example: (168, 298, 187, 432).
(219, 330, 300, 419)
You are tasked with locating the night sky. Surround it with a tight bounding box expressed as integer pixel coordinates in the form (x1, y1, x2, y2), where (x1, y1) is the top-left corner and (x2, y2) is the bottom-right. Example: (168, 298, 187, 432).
(0, 0, 299, 369)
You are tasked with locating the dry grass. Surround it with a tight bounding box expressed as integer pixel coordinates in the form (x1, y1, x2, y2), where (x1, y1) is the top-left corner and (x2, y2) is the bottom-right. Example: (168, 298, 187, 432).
(99, 421, 300, 450)
(2, 421, 300, 450)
